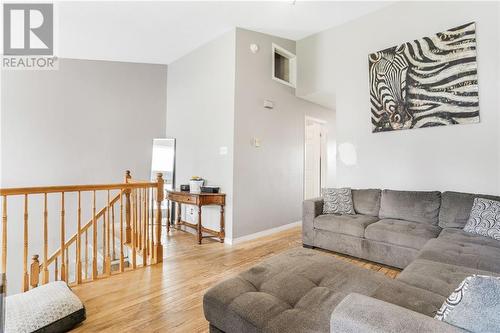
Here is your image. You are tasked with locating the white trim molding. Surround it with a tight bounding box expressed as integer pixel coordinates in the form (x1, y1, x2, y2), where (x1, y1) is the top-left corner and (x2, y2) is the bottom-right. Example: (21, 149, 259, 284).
(225, 221, 301, 245)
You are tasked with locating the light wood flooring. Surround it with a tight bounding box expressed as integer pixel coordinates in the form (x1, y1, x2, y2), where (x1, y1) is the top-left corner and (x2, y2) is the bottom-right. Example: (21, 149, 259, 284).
(72, 227, 400, 332)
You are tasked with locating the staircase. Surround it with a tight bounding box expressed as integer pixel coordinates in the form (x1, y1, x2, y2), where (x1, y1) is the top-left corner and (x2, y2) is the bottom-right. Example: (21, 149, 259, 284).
(0, 170, 165, 295)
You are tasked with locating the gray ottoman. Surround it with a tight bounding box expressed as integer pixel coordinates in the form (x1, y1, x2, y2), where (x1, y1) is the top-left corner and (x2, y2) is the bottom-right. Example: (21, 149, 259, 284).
(203, 248, 389, 333)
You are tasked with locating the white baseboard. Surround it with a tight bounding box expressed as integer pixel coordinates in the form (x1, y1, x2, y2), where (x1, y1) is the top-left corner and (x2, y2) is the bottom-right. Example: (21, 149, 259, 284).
(225, 221, 301, 245)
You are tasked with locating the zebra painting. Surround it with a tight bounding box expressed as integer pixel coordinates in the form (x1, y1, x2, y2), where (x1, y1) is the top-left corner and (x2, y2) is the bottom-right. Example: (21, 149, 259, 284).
(369, 22, 479, 133)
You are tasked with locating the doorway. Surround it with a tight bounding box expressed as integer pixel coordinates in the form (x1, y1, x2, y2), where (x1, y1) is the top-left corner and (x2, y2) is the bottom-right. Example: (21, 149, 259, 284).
(304, 117, 327, 200)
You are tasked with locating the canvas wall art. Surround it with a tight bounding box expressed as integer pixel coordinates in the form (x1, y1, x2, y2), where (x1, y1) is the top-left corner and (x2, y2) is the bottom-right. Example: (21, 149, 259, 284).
(369, 22, 479, 133)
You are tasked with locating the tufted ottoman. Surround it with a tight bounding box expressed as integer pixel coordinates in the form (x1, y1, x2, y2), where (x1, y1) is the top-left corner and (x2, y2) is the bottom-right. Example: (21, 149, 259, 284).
(203, 248, 389, 333)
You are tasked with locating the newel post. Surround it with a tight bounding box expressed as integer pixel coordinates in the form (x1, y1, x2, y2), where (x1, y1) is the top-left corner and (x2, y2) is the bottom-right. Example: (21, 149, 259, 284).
(124, 170, 132, 244)
(154, 173, 164, 264)
(30, 254, 40, 289)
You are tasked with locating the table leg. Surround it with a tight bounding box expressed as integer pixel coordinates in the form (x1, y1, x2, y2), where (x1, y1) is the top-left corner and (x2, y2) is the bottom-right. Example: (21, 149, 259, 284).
(219, 205, 225, 243)
(176, 202, 181, 226)
(166, 200, 170, 233)
(197, 204, 202, 245)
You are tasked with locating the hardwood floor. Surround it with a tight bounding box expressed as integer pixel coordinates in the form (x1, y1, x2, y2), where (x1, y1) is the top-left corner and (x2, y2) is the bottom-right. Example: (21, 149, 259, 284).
(72, 227, 400, 332)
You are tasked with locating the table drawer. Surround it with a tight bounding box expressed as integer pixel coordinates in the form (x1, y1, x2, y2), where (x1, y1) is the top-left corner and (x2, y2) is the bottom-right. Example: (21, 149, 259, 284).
(199, 196, 225, 206)
(168, 193, 198, 204)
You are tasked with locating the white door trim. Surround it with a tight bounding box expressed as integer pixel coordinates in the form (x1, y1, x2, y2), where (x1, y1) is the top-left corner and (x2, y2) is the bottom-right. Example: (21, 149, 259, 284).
(304, 116, 327, 200)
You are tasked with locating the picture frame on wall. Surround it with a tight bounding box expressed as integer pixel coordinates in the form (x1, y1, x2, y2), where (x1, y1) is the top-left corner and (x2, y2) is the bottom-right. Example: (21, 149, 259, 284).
(369, 22, 479, 133)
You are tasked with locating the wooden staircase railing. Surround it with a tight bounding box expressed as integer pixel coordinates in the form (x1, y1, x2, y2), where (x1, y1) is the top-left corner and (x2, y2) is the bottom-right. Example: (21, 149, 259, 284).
(0, 171, 164, 294)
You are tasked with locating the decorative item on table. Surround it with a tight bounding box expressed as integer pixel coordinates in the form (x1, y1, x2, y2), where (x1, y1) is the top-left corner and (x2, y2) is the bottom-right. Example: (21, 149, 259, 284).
(189, 177, 205, 193)
(180, 184, 190, 192)
(201, 186, 220, 194)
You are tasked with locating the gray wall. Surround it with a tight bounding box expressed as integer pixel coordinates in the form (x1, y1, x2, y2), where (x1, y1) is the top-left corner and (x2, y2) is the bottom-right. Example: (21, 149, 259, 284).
(297, 1, 500, 195)
(2, 58, 167, 186)
(166, 30, 236, 238)
(165, 28, 335, 241)
(1, 58, 167, 292)
(233, 28, 334, 239)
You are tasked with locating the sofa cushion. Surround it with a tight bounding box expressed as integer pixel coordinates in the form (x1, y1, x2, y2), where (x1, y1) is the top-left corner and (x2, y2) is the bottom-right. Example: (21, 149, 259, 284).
(439, 191, 500, 229)
(330, 293, 465, 333)
(398, 259, 499, 298)
(371, 278, 445, 317)
(439, 228, 500, 249)
(365, 219, 441, 250)
(379, 190, 441, 225)
(352, 189, 381, 217)
(203, 248, 388, 333)
(314, 214, 379, 237)
(463, 197, 500, 241)
(435, 275, 500, 333)
(322, 188, 355, 215)
(416, 238, 500, 273)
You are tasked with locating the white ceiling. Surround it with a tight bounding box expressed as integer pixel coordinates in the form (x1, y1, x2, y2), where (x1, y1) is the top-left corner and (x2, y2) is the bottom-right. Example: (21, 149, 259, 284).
(58, 1, 392, 65)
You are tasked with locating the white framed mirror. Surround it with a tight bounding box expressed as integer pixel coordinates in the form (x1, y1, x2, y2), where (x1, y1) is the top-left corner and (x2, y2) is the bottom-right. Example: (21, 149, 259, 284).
(151, 138, 176, 191)
(151, 138, 176, 224)
(151, 138, 175, 191)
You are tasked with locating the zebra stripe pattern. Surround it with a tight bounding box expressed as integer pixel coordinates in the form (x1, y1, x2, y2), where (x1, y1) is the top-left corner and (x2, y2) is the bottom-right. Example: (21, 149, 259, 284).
(369, 22, 479, 133)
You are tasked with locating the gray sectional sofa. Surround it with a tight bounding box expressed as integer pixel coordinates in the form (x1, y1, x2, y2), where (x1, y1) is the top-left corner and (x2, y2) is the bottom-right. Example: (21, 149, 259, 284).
(203, 189, 500, 333)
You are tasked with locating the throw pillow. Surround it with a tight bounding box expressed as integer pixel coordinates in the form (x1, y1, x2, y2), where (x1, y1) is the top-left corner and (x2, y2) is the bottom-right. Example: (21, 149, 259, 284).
(435, 275, 500, 333)
(322, 188, 355, 215)
(463, 197, 500, 241)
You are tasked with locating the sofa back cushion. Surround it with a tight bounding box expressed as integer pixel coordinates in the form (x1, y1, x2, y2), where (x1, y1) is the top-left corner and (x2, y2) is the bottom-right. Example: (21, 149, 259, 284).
(379, 190, 441, 225)
(439, 191, 500, 229)
(352, 189, 381, 216)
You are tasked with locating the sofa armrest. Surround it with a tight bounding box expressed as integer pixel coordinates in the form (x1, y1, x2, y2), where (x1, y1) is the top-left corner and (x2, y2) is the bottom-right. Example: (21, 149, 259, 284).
(302, 197, 323, 246)
(330, 293, 466, 333)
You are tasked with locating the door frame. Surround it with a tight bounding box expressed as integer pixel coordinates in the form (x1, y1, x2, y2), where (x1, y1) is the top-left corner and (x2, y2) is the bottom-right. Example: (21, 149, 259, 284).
(304, 116, 327, 200)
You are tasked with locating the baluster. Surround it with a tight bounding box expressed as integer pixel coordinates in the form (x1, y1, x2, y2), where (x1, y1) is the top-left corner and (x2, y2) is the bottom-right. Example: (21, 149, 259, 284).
(144, 188, 150, 256)
(65, 247, 69, 282)
(142, 188, 147, 267)
(105, 190, 111, 275)
(23, 194, 29, 291)
(55, 256, 58, 281)
(154, 173, 164, 263)
(30, 254, 40, 288)
(43, 193, 49, 284)
(138, 189, 142, 250)
(111, 203, 116, 261)
(135, 189, 139, 250)
(119, 191, 124, 272)
(76, 191, 82, 284)
(84, 229, 88, 280)
(131, 189, 137, 269)
(92, 190, 97, 280)
(150, 189, 154, 260)
(124, 171, 132, 243)
(60, 192, 66, 282)
(102, 203, 106, 274)
(2, 196, 7, 294)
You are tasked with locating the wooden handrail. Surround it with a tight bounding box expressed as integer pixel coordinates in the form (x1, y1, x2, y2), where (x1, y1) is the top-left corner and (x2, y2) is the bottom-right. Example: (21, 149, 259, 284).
(0, 182, 157, 196)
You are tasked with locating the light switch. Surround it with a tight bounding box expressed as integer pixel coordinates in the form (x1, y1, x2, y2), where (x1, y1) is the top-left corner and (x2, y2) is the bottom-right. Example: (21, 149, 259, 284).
(219, 146, 228, 155)
(252, 138, 261, 148)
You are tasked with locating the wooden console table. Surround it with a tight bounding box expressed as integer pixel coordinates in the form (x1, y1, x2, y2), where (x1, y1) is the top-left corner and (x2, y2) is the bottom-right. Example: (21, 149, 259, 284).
(166, 190, 225, 244)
